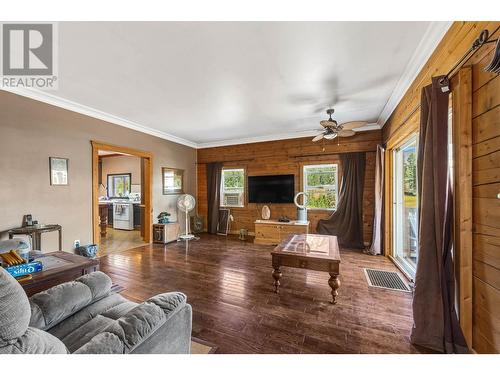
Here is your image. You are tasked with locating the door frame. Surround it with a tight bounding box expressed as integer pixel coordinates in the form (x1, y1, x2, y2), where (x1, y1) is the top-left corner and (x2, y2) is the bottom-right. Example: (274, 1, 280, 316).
(390, 134, 419, 279)
(91, 141, 153, 245)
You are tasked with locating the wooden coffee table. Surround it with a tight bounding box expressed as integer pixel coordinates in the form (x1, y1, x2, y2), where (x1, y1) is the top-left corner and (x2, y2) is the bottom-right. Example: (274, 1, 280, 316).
(19, 251, 100, 297)
(271, 234, 341, 304)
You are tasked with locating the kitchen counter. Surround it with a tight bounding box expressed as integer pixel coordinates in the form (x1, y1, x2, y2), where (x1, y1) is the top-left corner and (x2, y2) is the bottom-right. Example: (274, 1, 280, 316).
(99, 200, 141, 205)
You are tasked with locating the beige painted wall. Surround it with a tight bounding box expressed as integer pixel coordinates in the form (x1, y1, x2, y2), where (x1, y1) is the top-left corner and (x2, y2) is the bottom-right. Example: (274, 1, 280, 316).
(0, 90, 196, 252)
(100, 155, 142, 196)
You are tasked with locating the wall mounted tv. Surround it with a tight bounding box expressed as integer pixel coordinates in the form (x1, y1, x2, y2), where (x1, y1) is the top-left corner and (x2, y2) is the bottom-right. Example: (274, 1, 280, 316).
(248, 174, 295, 203)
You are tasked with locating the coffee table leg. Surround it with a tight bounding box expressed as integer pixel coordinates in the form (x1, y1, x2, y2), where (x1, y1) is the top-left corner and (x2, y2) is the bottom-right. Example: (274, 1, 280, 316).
(328, 272, 340, 304)
(272, 266, 282, 293)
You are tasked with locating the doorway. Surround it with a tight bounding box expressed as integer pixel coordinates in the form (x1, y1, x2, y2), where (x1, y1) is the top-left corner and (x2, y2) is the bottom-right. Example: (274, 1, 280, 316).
(91, 141, 153, 255)
(392, 135, 418, 278)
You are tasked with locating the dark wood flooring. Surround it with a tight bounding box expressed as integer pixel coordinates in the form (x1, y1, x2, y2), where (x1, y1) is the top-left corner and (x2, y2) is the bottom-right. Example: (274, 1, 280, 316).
(99, 234, 426, 354)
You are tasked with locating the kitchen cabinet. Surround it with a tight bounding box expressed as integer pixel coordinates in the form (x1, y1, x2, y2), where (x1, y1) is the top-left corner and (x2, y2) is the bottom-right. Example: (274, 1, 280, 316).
(133, 204, 142, 227)
(107, 205, 113, 226)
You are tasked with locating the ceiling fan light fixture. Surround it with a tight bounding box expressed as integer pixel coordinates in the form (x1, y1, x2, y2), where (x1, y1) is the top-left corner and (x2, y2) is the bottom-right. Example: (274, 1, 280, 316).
(324, 132, 338, 140)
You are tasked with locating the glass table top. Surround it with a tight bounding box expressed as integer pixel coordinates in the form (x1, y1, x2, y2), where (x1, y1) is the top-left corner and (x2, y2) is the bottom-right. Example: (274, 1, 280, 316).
(272, 234, 340, 261)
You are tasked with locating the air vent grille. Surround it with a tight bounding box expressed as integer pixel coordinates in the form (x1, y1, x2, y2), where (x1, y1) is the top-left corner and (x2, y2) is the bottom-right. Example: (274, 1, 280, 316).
(364, 268, 411, 292)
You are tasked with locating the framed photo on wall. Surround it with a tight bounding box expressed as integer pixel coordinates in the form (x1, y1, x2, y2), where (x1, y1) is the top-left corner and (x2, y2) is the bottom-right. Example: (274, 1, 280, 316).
(49, 157, 69, 185)
(162, 167, 184, 195)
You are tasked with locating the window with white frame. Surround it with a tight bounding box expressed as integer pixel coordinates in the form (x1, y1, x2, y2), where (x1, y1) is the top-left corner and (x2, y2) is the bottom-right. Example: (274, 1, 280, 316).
(303, 164, 338, 210)
(220, 168, 245, 207)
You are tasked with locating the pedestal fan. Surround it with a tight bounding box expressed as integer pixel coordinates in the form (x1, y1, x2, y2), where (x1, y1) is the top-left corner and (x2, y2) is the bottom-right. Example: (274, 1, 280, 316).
(177, 194, 197, 241)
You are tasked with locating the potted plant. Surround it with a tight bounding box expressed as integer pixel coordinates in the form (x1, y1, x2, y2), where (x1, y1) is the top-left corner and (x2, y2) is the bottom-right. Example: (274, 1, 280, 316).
(157, 211, 171, 224)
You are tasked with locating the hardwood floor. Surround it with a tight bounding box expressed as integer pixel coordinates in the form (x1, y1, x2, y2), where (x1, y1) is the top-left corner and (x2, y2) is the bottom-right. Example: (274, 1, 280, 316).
(99, 234, 428, 354)
(98, 228, 145, 257)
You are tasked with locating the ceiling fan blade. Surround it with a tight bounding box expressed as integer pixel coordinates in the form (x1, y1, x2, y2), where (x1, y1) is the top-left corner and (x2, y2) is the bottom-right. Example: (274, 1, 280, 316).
(312, 133, 325, 142)
(320, 119, 337, 128)
(338, 129, 356, 137)
(340, 121, 368, 130)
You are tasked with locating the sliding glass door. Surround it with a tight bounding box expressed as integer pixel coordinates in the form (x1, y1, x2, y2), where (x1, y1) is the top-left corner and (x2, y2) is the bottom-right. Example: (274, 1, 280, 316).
(393, 136, 418, 278)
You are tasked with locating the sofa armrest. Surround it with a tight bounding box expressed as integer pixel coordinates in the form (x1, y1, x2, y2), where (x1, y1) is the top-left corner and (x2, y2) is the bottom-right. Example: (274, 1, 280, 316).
(74, 292, 190, 354)
(29, 271, 112, 331)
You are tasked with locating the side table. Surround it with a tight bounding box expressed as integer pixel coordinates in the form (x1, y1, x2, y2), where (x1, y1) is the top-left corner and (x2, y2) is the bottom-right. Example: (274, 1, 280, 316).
(153, 223, 180, 244)
(9, 224, 62, 251)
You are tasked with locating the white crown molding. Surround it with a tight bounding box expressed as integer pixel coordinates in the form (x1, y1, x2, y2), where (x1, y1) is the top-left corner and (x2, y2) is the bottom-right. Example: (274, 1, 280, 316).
(196, 124, 381, 149)
(351, 123, 381, 132)
(1, 87, 198, 148)
(377, 21, 452, 127)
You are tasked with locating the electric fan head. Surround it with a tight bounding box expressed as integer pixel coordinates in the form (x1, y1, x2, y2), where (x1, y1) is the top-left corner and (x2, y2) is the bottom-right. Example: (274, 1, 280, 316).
(177, 194, 196, 211)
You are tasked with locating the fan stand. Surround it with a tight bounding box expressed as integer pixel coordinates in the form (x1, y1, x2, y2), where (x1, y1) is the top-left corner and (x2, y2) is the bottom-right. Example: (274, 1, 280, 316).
(177, 207, 199, 241)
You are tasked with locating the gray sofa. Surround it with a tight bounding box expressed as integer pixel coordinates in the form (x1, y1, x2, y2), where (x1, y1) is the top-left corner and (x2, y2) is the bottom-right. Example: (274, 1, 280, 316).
(0, 267, 192, 354)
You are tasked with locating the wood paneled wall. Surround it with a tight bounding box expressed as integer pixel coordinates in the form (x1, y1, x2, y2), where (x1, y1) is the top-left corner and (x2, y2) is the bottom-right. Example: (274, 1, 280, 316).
(197, 130, 381, 244)
(470, 45, 500, 354)
(382, 21, 500, 353)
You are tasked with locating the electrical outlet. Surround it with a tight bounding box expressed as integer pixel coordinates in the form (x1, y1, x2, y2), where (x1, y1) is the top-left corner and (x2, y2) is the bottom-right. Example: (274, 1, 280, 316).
(74, 240, 80, 249)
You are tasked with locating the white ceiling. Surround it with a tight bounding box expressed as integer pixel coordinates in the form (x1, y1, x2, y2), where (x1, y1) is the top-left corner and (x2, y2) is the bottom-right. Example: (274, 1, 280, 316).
(6, 22, 451, 148)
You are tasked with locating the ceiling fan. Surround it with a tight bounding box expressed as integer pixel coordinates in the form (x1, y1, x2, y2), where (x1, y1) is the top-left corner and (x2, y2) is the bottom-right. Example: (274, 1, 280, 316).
(312, 108, 368, 142)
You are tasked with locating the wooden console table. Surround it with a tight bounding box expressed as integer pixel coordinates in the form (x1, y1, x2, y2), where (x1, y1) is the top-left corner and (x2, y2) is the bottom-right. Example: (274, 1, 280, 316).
(254, 219, 309, 245)
(9, 224, 62, 251)
(19, 251, 100, 297)
(271, 234, 341, 304)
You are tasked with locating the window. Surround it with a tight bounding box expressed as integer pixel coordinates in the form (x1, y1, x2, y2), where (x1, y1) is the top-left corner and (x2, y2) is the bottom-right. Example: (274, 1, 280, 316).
(220, 168, 245, 207)
(107, 173, 131, 198)
(303, 164, 338, 210)
(392, 136, 418, 278)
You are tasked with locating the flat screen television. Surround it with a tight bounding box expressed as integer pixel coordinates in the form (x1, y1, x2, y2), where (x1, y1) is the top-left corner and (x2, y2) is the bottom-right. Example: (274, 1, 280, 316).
(248, 174, 294, 203)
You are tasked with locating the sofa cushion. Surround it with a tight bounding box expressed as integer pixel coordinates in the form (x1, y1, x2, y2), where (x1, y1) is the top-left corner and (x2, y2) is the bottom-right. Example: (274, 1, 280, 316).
(148, 292, 187, 315)
(0, 267, 31, 343)
(73, 332, 124, 354)
(29, 271, 112, 331)
(48, 293, 136, 341)
(53, 292, 187, 353)
(0, 327, 67, 354)
(103, 292, 187, 353)
(62, 315, 116, 353)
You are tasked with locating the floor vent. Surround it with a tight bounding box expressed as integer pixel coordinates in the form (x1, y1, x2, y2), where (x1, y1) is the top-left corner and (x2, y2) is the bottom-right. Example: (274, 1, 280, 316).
(364, 268, 411, 292)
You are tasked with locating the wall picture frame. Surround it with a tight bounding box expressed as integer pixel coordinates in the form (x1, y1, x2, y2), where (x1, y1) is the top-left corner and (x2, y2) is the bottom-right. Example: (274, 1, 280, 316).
(49, 157, 69, 186)
(162, 167, 184, 195)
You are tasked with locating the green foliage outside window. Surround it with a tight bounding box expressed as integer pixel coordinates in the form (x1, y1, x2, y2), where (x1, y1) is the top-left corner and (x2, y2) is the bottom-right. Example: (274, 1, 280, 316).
(306, 166, 337, 186)
(306, 189, 336, 209)
(403, 153, 417, 197)
(223, 170, 244, 188)
(304, 165, 337, 210)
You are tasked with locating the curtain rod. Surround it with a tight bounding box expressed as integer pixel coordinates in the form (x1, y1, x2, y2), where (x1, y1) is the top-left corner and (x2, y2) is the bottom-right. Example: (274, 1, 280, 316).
(439, 27, 499, 89)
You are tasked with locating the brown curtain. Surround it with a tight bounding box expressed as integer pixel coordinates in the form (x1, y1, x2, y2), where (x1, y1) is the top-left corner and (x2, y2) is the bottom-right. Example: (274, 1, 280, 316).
(367, 145, 385, 255)
(206, 162, 223, 234)
(316, 152, 366, 249)
(410, 76, 468, 353)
